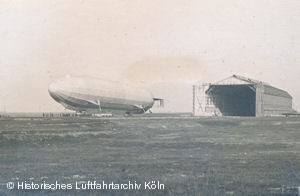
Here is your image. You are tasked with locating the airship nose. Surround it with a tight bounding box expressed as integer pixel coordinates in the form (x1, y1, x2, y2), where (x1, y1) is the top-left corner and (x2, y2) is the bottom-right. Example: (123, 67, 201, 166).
(48, 82, 63, 102)
(48, 82, 60, 94)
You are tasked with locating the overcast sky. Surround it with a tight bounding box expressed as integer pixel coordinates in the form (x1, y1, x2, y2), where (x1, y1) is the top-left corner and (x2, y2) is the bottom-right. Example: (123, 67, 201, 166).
(0, 0, 299, 112)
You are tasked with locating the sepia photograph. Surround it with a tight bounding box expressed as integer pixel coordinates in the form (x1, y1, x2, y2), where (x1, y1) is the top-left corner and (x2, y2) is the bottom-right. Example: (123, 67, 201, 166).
(0, 0, 300, 195)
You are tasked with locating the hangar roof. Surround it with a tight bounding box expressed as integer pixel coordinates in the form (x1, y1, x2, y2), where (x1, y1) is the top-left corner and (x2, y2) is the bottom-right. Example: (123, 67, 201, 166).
(214, 75, 292, 98)
(216, 75, 268, 85)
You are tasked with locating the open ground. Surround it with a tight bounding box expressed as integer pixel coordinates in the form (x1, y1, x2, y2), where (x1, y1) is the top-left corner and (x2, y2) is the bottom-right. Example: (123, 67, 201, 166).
(1, 116, 300, 195)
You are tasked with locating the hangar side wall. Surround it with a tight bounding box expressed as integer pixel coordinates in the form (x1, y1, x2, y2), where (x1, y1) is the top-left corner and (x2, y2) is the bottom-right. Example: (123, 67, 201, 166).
(262, 94, 292, 116)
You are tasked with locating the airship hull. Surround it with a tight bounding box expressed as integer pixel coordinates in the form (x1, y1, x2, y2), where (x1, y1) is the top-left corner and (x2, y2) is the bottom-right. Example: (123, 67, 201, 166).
(48, 76, 155, 114)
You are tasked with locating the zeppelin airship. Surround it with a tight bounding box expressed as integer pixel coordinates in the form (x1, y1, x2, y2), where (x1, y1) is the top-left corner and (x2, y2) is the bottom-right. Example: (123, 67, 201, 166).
(48, 75, 163, 114)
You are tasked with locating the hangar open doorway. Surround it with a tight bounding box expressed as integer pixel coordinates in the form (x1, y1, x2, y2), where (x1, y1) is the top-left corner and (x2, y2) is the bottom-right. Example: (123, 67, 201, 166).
(206, 84, 256, 116)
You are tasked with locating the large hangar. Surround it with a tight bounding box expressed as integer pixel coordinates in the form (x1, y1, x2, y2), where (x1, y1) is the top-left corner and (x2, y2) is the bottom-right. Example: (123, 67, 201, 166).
(193, 75, 293, 117)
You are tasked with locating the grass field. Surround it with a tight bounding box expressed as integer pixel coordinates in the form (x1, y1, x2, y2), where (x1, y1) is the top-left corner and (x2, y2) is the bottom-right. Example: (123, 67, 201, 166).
(1, 116, 300, 195)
